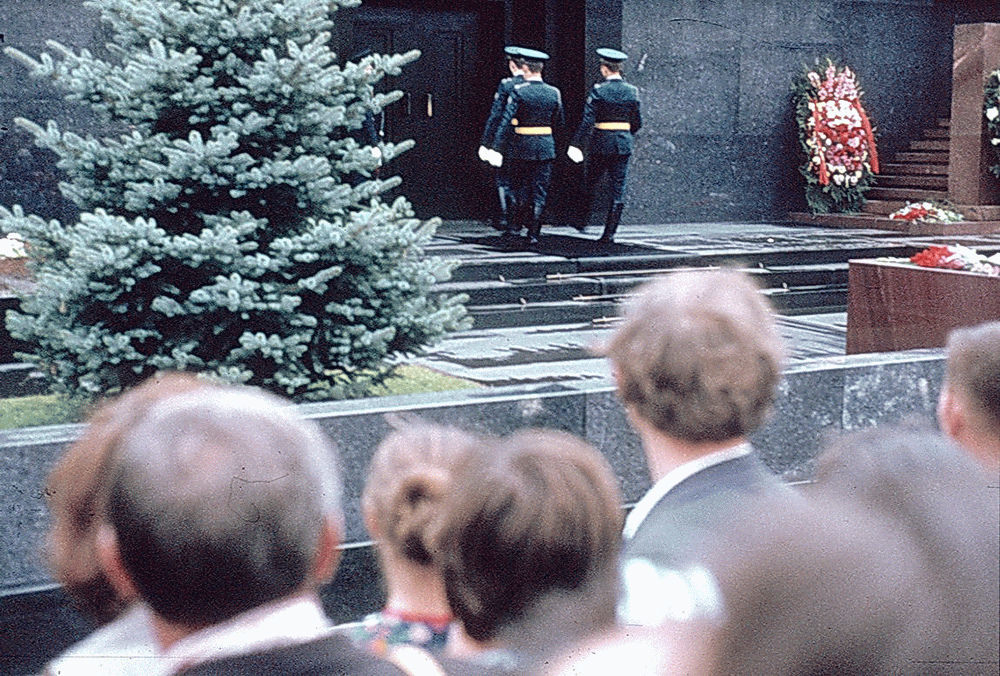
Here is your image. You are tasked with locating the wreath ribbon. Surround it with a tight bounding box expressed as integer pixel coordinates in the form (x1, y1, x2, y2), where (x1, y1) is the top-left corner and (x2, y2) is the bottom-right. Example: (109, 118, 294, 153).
(810, 100, 830, 185)
(853, 100, 879, 174)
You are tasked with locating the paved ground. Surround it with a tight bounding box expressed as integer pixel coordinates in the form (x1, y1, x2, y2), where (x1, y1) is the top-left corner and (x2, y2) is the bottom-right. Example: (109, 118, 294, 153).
(414, 311, 847, 387)
(415, 218, 1000, 386)
(415, 220, 877, 385)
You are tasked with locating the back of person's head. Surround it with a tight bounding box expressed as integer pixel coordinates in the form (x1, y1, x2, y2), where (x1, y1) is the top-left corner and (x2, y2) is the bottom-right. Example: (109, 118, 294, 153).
(940, 321, 1000, 469)
(106, 385, 343, 628)
(705, 496, 934, 676)
(45, 372, 215, 623)
(436, 429, 623, 651)
(602, 269, 783, 443)
(813, 424, 1000, 670)
(362, 420, 483, 565)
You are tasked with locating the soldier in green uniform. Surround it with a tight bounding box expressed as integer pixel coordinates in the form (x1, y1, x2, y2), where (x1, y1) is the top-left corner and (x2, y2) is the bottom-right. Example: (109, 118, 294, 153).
(479, 46, 526, 232)
(568, 48, 642, 243)
(488, 49, 564, 246)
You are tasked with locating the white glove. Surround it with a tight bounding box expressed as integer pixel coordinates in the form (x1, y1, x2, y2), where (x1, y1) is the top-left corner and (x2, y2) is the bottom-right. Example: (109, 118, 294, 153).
(567, 146, 584, 164)
(478, 145, 490, 162)
(487, 150, 503, 168)
(370, 146, 383, 163)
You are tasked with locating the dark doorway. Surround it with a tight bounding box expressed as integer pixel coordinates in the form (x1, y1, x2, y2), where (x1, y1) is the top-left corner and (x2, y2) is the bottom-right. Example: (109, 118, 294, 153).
(350, 8, 480, 218)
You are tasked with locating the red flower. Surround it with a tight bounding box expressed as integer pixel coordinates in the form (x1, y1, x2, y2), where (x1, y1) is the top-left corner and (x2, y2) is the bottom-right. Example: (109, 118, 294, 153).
(909, 246, 963, 269)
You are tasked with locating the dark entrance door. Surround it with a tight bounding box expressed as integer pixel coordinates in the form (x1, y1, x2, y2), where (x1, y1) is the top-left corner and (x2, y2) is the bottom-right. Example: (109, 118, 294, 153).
(351, 8, 479, 219)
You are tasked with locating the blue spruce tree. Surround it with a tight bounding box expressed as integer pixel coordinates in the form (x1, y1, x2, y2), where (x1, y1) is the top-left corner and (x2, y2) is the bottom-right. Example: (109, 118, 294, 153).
(1, 0, 469, 399)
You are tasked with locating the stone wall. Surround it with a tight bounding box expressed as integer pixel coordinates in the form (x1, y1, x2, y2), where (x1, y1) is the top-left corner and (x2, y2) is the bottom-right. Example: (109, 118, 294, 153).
(3, 1, 999, 226)
(621, 0, 1000, 224)
(1, 348, 945, 593)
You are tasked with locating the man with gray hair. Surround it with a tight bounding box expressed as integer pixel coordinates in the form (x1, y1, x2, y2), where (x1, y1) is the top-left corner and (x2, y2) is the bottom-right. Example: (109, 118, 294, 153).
(599, 268, 798, 626)
(97, 385, 403, 674)
(938, 321, 1000, 474)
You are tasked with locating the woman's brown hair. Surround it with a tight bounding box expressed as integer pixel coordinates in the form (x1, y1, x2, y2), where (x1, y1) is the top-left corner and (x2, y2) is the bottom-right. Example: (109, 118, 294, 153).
(45, 372, 213, 622)
(362, 420, 482, 565)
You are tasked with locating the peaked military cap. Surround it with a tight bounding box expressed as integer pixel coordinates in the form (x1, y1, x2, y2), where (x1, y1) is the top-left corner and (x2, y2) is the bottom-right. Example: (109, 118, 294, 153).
(504, 45, 527, 58)
(596, 47, 628, 63)
(519, 48, 550, 62)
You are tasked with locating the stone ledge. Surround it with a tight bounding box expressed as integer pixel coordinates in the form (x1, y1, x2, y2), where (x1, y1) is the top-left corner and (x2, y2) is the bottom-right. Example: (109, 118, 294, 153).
(788, 212, 1000, 235)
(1, 349, 947, 594)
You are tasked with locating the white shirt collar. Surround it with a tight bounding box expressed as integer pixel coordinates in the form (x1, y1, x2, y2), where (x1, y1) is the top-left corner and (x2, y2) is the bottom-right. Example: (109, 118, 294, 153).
(160, 593, 331, 674)
(623, 442, 753, 540)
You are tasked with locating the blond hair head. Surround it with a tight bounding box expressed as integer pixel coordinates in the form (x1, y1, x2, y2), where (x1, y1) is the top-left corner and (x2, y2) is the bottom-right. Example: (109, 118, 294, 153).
(602, 269, 783, 442)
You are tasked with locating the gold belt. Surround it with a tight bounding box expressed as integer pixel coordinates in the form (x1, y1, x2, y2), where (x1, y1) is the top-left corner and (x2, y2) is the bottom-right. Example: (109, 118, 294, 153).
(515, 126, 552, 135)
(595, 121, 631, 131)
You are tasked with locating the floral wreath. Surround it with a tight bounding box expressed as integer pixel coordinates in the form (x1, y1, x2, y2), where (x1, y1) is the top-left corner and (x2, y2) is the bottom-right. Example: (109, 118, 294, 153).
(888, 201, 963, 224)
(986, 69, 1000, 178)
(909, 244, 1000, 277)
(794, 59, 879, 213)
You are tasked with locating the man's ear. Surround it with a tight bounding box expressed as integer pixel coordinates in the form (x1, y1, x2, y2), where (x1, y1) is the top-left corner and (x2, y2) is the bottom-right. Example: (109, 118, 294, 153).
(363, 505, 381, 540)
(311, 516, 343, 584)
(96, 524, 140, 603)
(937, 384, 964, 440)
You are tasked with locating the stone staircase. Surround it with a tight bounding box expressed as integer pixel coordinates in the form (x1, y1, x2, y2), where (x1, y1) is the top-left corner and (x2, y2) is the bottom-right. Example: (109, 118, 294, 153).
(789, 117, 1000, 234)
(862, 118, 950, 214)
(437, 233, 935, 330)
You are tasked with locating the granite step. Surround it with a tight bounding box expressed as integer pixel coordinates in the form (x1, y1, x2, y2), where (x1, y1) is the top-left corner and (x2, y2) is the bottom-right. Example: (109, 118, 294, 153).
(447, 243, 920, 284)
(875, 174, 948, 189)
(446, 263, 850, 309)
(466, 285, 849, 329)
(892, 151, 949, 163)
(910, 139, 950, 151)
(786, 212, 1000, 235)
(879, 163, 947, 176)
(861, 199, 907, 215)
(866, 187, 948, 202)
(922, 127, 949, 139)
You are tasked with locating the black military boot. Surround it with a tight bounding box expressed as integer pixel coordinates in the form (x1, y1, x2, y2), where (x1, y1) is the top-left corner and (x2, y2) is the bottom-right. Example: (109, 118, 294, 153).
(526, 204, 543, 245)
(571, 194, 593, 232)
(500, 199, 524, 246)
(598, 202, 624, 243)
(492, 187, 510, 232)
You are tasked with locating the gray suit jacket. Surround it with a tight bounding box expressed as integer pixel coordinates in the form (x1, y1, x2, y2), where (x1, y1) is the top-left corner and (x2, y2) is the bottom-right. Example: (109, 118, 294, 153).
(619, 450, 796, 624)
(624, 451, 791, 568)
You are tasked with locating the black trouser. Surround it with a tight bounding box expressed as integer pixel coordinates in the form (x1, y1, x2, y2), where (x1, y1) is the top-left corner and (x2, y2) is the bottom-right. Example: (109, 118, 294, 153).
(586, 152, 630, 204)
(508, 158, 554, 220)
(494, 165, 514, 221)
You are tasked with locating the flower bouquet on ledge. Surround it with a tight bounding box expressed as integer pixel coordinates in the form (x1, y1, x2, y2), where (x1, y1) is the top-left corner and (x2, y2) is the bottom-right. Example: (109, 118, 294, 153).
(986, 68, 1000, 177)
(794, 59, 879, 214)
(889, 201, 965, 224)
(908, 244, 1000, 277)
(0, 232, 29, 279)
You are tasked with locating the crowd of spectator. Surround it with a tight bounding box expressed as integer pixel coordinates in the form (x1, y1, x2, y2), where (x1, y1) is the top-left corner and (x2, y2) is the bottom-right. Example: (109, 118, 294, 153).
(38, 269, 1000, 675)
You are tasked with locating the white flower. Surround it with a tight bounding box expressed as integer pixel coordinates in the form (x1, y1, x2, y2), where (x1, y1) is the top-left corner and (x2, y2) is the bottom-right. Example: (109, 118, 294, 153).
(987, 106, 999, 121)
(833, 173, 844, 185)
(0, 234, 28, 259)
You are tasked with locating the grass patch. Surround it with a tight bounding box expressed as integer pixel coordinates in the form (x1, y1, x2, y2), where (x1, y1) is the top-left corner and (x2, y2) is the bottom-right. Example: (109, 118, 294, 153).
(0, 365, 481, 430)
(0, 394, 86, 430)
(369, 364, 481, 397)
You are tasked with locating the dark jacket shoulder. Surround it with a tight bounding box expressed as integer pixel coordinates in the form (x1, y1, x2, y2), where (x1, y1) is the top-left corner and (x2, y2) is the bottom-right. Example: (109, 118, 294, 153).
(177, 632, 407, 676)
